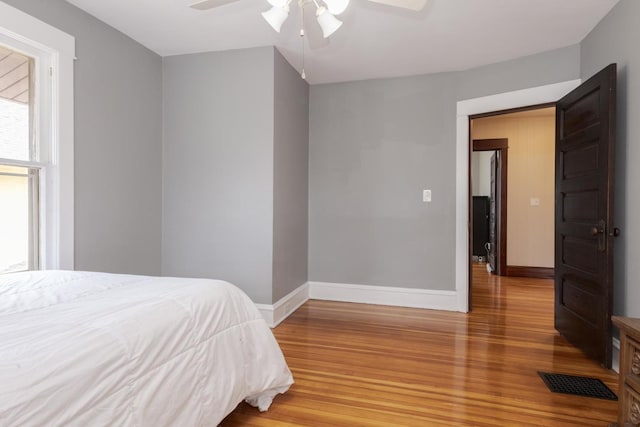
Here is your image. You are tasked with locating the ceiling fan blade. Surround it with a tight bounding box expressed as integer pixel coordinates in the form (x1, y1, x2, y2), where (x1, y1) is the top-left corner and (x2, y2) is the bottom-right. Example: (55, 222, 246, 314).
(190, 0, 240, 10)
(367, 0, 427, 11)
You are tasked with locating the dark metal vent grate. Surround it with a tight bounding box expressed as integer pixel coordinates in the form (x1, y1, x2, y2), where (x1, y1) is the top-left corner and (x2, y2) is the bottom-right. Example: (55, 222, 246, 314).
(537, 371, 617, 400)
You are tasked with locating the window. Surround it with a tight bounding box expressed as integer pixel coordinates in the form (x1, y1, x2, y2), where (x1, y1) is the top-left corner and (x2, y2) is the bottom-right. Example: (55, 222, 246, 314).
(0, 47, 38, 273)
(0, 166, 38, 273)
(0, 2, 75, 272)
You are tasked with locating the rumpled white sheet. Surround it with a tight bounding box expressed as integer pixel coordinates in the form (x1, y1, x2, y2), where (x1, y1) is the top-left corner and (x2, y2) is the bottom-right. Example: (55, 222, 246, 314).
(0, 270, 293, 426)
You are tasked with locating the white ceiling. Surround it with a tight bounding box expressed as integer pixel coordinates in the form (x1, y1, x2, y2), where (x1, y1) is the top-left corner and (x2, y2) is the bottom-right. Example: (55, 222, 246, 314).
(65, 0, 619, 84)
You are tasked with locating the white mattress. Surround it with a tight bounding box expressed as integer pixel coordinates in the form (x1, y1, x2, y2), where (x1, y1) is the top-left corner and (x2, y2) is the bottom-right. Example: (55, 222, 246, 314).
(0, 270, 293, 426)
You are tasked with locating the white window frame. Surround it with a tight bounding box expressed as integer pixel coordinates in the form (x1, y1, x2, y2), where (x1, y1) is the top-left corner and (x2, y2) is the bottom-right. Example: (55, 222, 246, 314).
(0, 2, 75, 270)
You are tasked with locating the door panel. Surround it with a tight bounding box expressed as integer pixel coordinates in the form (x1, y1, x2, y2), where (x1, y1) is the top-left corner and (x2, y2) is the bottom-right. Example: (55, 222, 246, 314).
(561, 280, 600, 326)
(562, 191, 599, 222)
(563, 143, 600, 178)
(562, 236, 599, 274)
(562, 89, 600, 133)
(555, 63, 616, 368)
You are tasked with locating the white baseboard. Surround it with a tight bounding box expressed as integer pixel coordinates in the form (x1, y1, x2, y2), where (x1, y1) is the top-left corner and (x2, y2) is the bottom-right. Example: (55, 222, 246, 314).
(612, 337, 620, 373)
(255, 282, 310, 328)
(308, 281, 459, 311)
(257, 281, 458, 327)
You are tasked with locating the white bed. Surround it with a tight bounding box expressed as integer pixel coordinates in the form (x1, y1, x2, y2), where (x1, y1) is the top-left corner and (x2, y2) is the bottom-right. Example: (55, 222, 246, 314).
(0, 270, 293, 426)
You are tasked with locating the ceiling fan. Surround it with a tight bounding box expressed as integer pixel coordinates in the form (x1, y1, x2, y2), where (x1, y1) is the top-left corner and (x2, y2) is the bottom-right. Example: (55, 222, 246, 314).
(190, 0, 428, 38)
(191, 0, 427, 10)
(190, 0, 427, 79)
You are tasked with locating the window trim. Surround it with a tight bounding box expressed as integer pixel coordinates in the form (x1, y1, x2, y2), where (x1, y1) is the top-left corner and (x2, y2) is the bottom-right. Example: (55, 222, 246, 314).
(0, 3, 75, 270)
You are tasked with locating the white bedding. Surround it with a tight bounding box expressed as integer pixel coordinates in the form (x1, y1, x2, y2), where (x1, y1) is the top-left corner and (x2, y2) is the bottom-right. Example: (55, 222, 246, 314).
(0, 270, 293, 426)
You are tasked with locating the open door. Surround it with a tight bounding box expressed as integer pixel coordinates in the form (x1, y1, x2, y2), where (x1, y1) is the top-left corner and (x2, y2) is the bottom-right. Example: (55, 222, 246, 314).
(487, 151, 503, 275)
(555, 63, 617, 368)
(471, 139, 508, 277)
(488, 153, 497, 273)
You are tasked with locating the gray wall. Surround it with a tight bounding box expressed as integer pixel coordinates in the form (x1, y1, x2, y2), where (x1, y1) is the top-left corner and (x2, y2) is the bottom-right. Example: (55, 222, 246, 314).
(309, 46, 581, 291)
(3, 0, 163, 275)
(455, 45, 581, 100)
(581, 0, 640, 317)
(272, 50, 309, 301)
(162, 47, 275, 304)
(309, 73, 458, 289)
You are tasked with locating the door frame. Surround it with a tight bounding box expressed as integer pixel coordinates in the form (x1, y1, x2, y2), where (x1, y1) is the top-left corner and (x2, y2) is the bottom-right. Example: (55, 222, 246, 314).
(469, 139, 508, 278)
(454, 79, 581, 313)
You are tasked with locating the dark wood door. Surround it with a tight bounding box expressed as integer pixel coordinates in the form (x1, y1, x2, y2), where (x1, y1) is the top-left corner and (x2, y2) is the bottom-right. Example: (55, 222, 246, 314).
(555, 64, 617, 368)
(488, 153, 497, 273)
(472, 196, 490, 257)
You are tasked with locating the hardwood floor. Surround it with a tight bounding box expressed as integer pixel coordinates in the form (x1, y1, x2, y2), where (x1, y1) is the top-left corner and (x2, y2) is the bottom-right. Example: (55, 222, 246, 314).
(222, 264, 618, 426)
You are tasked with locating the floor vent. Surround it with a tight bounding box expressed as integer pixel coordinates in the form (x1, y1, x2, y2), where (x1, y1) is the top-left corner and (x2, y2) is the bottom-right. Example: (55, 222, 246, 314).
(537, 371, 617, 400)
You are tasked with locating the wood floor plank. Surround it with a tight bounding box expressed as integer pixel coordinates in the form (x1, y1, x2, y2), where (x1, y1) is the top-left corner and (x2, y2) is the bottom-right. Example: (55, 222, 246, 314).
(222, 265, 618, 426)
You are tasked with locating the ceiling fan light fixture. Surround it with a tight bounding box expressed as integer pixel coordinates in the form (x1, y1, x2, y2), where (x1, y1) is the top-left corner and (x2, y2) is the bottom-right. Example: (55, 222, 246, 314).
(323, 0, 350, 15)
(261, 5, 290, 33)
(316, 6, 342, 38)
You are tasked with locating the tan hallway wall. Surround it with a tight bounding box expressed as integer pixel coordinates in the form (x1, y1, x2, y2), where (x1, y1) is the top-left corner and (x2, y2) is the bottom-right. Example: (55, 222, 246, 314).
(471, 108, 555, 268)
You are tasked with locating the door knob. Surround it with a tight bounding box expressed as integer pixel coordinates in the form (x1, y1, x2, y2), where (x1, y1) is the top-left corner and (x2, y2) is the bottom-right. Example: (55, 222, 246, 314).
(609, 227, 621, 237)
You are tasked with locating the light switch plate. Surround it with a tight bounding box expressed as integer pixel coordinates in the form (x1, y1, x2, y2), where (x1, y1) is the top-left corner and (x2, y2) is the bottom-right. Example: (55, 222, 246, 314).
(530, 197, 540, 206)
(423, 189, 432, 202)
